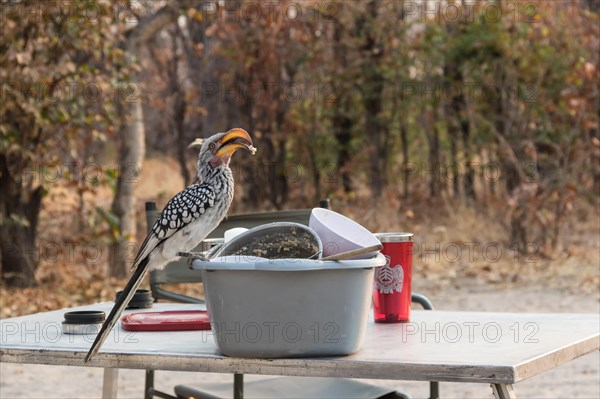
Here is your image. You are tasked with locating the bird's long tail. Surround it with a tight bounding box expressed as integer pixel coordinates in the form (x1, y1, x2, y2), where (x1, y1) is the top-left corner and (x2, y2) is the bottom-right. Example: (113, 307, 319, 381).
(85, 257, 150, 362)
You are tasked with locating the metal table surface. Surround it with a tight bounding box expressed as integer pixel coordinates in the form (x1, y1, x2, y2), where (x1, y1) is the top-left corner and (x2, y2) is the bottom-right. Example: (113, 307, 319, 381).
(1, 302, 598, 398)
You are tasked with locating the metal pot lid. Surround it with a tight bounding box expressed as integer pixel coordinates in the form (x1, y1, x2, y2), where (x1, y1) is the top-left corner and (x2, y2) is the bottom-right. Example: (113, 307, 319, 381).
(63, 310, 105, 324)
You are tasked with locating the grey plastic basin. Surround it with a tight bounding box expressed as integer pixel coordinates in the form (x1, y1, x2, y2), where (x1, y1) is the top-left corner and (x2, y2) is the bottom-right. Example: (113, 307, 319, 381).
(192, 254, 386, 358)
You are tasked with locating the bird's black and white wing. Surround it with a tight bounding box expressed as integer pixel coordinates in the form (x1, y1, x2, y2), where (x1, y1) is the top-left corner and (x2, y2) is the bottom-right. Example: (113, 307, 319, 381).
(131, 183, 218, 270)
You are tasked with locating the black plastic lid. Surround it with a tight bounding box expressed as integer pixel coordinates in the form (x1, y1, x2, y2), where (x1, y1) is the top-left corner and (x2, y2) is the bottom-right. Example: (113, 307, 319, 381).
(64, 310, 105, 324)
(115, 289, 154, 309)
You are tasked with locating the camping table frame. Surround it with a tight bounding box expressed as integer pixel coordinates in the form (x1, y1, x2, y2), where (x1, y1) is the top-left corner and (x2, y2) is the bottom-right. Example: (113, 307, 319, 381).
(1, 302, 598, 399)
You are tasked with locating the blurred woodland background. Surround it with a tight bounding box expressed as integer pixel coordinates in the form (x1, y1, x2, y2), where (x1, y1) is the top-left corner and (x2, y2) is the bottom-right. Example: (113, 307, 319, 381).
(1, 0, 598, 315)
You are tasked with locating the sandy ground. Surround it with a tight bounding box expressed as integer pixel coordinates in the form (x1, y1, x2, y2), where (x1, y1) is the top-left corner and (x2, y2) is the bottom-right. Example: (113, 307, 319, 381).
(1, 279, 598, 399)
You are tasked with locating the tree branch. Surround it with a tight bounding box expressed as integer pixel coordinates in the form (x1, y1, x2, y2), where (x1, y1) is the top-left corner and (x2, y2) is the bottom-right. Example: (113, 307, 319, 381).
(126, 5, 180, 48)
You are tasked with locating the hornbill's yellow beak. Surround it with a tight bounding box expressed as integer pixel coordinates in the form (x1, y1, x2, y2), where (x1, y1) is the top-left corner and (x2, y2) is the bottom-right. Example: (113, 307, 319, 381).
(216, 128, 257, 158)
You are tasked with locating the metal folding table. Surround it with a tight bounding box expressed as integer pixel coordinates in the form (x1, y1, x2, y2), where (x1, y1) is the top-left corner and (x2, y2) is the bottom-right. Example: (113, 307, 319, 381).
(1, 302, 598, 399)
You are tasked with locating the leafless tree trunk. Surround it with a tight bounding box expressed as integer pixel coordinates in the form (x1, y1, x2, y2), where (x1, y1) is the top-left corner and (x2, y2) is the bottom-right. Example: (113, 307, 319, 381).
(420, 108, 441, 198)
(442, 5, 476, 201)
(333, 106, 354, 194)
(447, 123, 460, 197)
(270, 84, 292, 209)
(0, 153, 43, 287)
(444, 59, 475, 200)
(400, 123, 410, 198)
(108, 5, 180, 278)
(308, 104, 322, 203)
(171, 26, 191, 186)
(109, 98, 145, 278)
(332, 15, 354, 194)
(358, 0, 387, 198)
(492, 62, 530, 253)
(452, 84, 476, 200)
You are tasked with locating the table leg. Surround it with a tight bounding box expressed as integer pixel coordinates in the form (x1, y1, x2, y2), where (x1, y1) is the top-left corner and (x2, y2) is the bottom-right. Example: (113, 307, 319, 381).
(233, 373, 243, 399)
(144, 370, 154, 399)
(491, 384, 516, 399)
(103, 368, 119, 398)
(429, 380, 440, 399)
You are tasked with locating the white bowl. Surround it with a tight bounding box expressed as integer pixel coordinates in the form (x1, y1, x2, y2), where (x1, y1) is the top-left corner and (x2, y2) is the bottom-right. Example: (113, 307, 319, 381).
(309, 208, 381, 259)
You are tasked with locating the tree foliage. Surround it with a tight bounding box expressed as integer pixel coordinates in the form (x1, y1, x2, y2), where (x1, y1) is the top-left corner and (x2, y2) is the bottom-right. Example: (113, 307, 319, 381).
(1, 0, 598, 286)
(1, 0, 129, 286)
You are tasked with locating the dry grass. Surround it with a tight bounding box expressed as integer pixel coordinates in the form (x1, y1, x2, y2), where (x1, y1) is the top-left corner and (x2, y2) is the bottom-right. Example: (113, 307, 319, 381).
(1, 156, 598, 318)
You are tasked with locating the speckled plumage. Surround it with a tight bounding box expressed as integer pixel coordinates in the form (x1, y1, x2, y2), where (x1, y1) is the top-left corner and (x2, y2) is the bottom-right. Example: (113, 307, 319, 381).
(130, 152, 235, 271)
(154, 187, 216, 238)
(86, 129, 254, 362)
(152, 169, 230, 239)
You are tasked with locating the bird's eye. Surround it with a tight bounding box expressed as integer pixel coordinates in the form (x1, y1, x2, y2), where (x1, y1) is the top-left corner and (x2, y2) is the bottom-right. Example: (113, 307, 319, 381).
(209, 142, 216, 150)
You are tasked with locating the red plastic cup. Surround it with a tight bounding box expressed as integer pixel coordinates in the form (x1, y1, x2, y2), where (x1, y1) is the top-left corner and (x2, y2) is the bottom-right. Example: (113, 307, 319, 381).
(372, 233, 413, 323)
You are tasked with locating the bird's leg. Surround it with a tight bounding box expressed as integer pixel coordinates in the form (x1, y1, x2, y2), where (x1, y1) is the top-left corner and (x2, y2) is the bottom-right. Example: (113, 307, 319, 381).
(177, 251, 208, 268)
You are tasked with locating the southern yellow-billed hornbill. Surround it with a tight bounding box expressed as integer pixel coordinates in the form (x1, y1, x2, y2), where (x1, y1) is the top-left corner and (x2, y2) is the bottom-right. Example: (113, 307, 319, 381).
(85, 128, 256, 362)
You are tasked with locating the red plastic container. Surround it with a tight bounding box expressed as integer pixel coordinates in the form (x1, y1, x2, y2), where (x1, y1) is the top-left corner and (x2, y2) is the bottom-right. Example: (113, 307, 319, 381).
(372, 233, 413, 323)
(121, 310, 211, 331)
